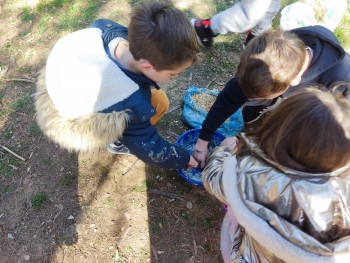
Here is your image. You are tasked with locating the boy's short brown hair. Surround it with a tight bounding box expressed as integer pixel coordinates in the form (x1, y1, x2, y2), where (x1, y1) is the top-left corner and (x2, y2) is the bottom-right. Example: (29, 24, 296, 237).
(128, 1, 200, 71)
(237, 29, 306, 98)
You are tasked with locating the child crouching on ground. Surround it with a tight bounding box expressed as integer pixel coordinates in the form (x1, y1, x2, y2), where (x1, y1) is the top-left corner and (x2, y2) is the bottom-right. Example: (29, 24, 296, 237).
(193, 25, 350, 168)
(202, 84, 350, 262)
(35, 2, 200, 169)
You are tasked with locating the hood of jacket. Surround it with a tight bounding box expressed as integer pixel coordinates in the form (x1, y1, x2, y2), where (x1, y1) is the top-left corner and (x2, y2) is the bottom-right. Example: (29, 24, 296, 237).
(221, 134, 350, 263)
(291, 25, 348, 85)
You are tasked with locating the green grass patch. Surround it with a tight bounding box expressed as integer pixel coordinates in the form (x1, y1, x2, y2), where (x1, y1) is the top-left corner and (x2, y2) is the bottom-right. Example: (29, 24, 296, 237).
(0, 162, 15, 177)
(103, 197, 116, 208)
(28, 122, 42, 137)
(56, 1, 103, 31)
(8, 156, 20, 167)
(36, 0, 65, 13)
(129, 181, 147, 192)
(0, 185, 12, 195)
(9, 96, 31, 111)
(15, 143, 30, 153)
(37, 14, 52, 35)
(214, 0, 232, 13)
(59, 174, 77, 187)
(20, 7, 35, 22)
(99, 166, 109, 177)
(3, 129, 14, 139)
(19, 66, 33, 74)
(39, 156, 52, 165)
(2, 41, 16, 57)
(334, 9, 350, 51)
(0, 157, 20, 177)
(128, 0, 143, 5)
(203, 217, 214, 229)
(31, 192, 49, 209)
(0, 108, 9, 117)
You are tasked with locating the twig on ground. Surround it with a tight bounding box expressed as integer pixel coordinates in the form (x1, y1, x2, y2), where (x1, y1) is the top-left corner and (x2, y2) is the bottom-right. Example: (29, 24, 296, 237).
(0, 145, 26, 161)
(8, 164, 18, 170)
(52, 212, 61, 223)
(212, 79, 225, 86)
(166, 104, 181, 114)
(172, 211, 180, 223)
(167, 249, 193, 255)
(73, 245, 88, 258)
(121, 158, 139, 176)
(166, 130, 180, 140)
(188, 71, 193, 81)
(1, 78, 36, 83)
(193, 240, 198, 257)
(151, 245, 159, 262)
(0, 66, 9, 79)
(117, 226, 131, 247)
(149, 188, 184, 201)
(206, 78, 215, 89)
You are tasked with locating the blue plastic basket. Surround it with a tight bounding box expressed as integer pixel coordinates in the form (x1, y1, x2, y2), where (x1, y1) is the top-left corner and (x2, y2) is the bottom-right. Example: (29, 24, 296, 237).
(176, 128, 225, 186)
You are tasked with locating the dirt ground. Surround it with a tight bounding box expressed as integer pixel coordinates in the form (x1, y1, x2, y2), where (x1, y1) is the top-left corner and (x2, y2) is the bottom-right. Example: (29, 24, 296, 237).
(2, 0, 347, 262)
(0, 1, 243, 262)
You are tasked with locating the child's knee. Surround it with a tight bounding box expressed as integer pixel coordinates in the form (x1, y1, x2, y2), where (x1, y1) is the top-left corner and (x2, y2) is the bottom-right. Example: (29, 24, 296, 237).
(151, 89, 169, 114)
(150, 90, 169, 124)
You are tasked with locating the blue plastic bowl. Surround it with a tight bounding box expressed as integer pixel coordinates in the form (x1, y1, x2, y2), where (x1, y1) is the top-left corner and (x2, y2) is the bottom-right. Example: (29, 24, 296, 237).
(176, 128, 225, 186)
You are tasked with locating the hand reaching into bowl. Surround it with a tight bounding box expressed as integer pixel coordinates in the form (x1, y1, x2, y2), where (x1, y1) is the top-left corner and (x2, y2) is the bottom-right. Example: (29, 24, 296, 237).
(220, 136, 239, 155)
(193, 138, 209, 169)
(188, 156, 199, 169)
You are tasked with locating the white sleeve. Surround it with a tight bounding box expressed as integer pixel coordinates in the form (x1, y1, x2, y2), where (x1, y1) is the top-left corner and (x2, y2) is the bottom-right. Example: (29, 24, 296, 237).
(210, 0, 280, 34)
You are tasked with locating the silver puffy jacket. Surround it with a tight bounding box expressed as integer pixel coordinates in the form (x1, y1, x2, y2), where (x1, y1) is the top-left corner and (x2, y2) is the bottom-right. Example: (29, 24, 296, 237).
(202, 133, 350, 263)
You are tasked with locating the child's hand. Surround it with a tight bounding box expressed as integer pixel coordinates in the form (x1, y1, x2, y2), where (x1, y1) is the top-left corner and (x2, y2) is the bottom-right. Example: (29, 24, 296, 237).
(188, 155, 199, 169)
(193, 138, 209, 169)
(220, 137, 239, 154)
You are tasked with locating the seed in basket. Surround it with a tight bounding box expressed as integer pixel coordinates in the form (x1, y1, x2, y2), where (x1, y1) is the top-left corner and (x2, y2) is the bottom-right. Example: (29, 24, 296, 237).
(191, 92, 217, 112)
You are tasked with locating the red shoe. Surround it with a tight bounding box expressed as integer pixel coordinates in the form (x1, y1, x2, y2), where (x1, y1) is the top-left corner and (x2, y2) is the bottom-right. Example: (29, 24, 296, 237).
(243, 30, 255, 48)
(191, 18, 218, 47)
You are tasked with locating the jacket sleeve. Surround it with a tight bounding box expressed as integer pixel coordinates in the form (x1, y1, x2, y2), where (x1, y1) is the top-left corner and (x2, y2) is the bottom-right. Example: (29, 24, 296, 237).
(202, 146, 235, 204)
(199, 77, 247, 141)
(120, 117, 190, 169)
(210, 0, 277, 34)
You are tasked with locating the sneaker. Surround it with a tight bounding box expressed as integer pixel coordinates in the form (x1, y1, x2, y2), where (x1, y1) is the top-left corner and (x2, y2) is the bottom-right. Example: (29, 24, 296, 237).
(242, 97, 283, 124)
(107, 141, 132, 155)
(242, 30, 255, 48)
(191, 18, 218, 47)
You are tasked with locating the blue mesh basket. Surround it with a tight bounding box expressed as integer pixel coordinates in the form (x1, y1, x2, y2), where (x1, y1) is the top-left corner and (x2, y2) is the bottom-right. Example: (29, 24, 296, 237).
(176, 128, 225, 186)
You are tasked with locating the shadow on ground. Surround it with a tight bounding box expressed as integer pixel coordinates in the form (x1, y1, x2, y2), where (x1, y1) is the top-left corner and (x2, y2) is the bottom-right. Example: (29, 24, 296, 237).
(0, 0, 240, 262)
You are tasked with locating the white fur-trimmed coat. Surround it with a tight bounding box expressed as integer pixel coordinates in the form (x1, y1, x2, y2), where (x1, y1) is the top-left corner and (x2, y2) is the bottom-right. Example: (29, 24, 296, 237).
(35, 68, 129, 152)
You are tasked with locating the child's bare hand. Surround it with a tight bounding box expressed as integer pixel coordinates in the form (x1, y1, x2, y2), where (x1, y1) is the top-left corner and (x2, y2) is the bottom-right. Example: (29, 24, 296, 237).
(220, 136, 239, 154)
(192, 138, 209, 169)
(188, 155, 199, 169)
